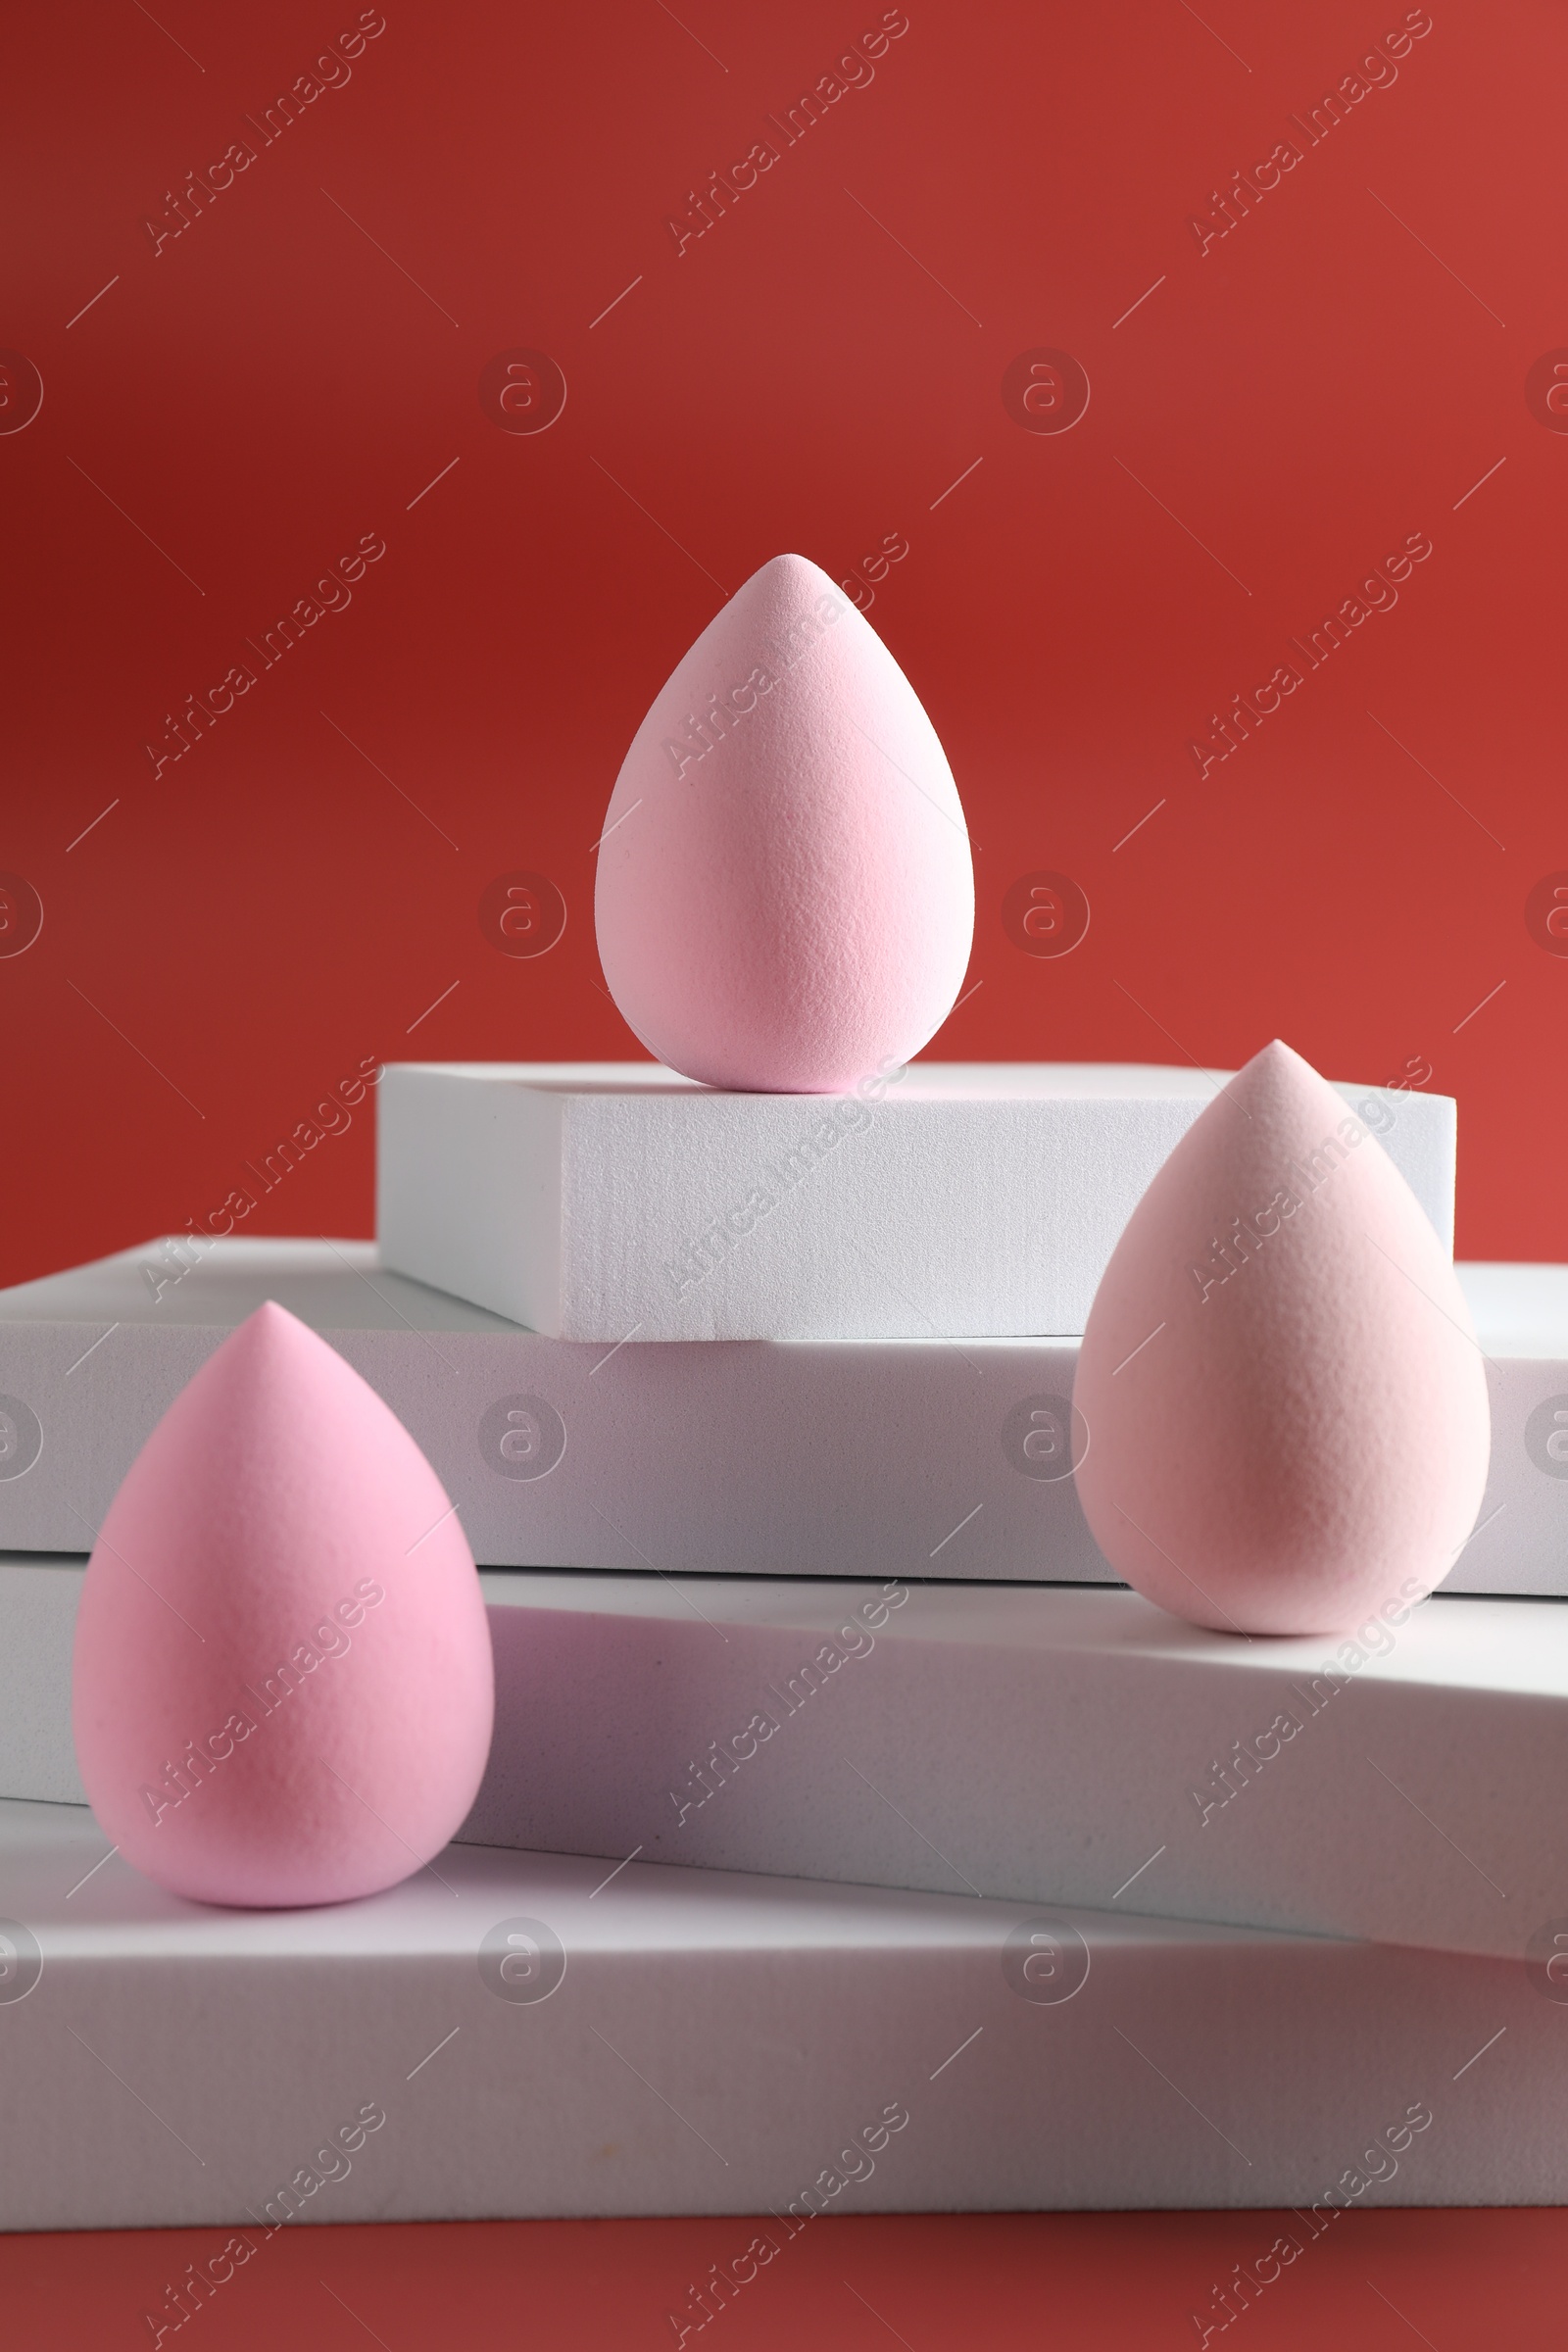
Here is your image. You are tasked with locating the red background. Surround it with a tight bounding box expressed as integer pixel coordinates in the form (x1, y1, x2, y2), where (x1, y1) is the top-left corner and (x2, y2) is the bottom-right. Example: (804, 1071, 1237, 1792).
(4, 0, 1564, 1289)
(5, 2206, 1567, 2350)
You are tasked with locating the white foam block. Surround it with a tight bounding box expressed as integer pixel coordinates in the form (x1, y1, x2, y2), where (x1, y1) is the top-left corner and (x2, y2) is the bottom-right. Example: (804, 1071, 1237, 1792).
(0, 1559, 78, 1800)
(0, 1240, 1095, 1578)
(0, 1794, 1558, 2230)
(6, 1563, 1564, 1960)
(1437, 1262, 1568, 1596)
(375, 1061, 1455, 1339)
(8, 1241, 1546, 1592)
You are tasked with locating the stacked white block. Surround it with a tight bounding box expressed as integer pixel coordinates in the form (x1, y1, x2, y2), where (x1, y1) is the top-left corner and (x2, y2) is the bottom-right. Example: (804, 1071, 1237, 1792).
(0, 1794, 1557, 2230)
(0, 1241, 1554, 1592)
(8, 1559, 1566, 1960)
(9, 1062, 1560, 2226)
(374, 1061, 1456, 1340)
(0, 1559, 76, 1801)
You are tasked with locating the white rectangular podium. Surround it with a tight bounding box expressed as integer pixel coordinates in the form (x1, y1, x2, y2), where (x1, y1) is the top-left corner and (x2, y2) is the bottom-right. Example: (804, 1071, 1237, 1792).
(375, 1061, 1455, 1340)
(0, 1795, 1558, 2230)
(8, 1561, 1566, 1960)
(0, 1244, 1559, 1593)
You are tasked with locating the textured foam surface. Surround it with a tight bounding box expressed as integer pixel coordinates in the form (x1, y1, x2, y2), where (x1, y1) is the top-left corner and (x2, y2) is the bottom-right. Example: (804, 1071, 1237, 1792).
(375, 1061, 1455, 1339)
(15, 1564, 1568, 1959)
(73, 1303, 493, 1907)
(594, 553, 973, 1092)
(0, 1241, 1555, 1592)
(0, 1794, 1558, 2230)
(1075, 1043, 1491, 1634)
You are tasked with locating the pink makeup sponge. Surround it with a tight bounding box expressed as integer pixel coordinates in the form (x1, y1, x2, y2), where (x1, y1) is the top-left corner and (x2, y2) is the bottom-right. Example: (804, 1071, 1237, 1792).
(72, 1302, 494, 1907)
(1072, 1041, 1490, 1636)
(594, 552, 974, 1093)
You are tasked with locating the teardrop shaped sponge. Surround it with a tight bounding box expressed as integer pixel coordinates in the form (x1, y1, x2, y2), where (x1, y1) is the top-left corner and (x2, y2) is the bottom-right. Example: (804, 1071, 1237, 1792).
(594, 551, 974, 1092)
(73, 1301, 494, 1906)
(1072, 1042, 1490, 1635)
